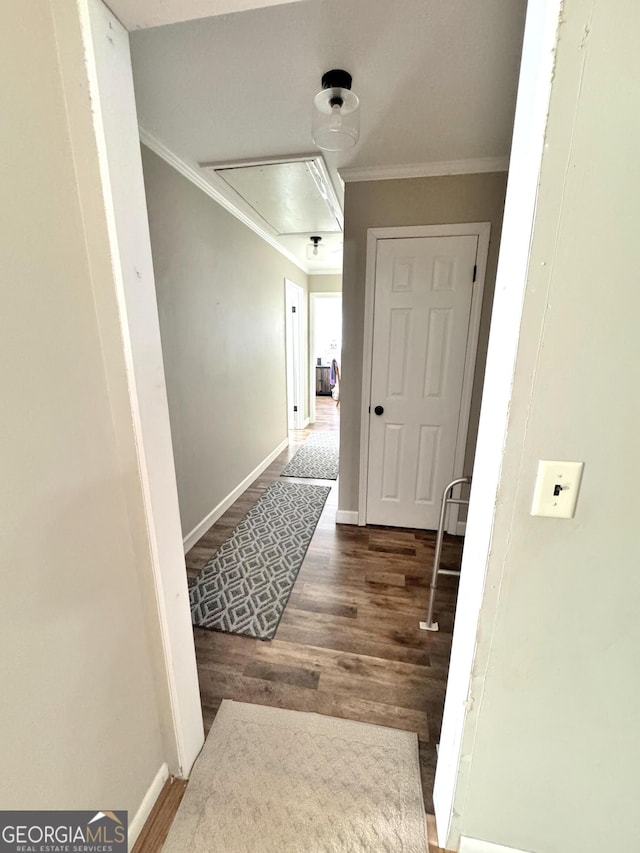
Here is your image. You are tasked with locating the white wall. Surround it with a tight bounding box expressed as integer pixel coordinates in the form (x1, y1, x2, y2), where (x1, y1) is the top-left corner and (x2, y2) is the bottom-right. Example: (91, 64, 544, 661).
(444, 1, 640, 850)
(141, 146, 309, 541)
(0, 0, 180, 830)
(312, 297, 342, 366)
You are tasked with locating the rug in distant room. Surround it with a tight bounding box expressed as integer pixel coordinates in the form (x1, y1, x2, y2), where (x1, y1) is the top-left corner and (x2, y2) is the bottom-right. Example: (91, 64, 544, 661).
(162, 700, 428, 853)
(190, 481, 330, 640)
(280, 430, 339, 480)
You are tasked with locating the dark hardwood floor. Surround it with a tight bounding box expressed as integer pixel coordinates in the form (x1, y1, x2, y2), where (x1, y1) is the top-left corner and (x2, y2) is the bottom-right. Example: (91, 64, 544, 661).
(187, 398, 462, 808)
(135, 396, 461, 852)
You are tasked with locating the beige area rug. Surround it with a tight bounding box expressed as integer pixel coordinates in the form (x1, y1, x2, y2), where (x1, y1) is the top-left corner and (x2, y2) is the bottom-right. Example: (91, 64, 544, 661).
(163, 700, 428, 853)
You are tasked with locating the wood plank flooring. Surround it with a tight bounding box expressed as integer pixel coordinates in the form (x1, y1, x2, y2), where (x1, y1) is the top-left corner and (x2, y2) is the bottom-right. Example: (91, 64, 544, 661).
(131, 778, 187, 853)
(136, 397, 461, 851)
(187, 398, 462, 812)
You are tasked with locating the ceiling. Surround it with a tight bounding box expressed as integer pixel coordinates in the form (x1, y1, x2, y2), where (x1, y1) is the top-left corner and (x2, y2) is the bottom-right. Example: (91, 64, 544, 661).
(128, 0, 527, 273)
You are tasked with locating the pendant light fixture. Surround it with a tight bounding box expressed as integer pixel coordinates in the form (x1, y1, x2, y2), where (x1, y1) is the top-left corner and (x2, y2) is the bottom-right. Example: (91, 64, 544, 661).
(312, 69, 360, 152)
(306, 235, 325, 260)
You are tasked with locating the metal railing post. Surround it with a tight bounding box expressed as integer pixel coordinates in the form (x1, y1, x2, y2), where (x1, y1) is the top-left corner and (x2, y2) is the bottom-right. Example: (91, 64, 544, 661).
(420, 477, 470, 632)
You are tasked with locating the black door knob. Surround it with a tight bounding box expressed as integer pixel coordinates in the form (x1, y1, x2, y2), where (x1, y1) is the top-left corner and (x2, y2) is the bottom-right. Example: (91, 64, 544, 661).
(374, 405, 384, 416)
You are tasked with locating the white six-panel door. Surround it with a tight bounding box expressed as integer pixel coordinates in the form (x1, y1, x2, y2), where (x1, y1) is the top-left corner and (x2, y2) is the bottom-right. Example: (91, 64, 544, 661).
(366, 235, 478, 529)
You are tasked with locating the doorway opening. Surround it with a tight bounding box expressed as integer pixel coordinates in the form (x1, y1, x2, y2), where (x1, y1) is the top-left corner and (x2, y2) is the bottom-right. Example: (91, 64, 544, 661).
(70, 0, 539, 847)
(285, 279, 305, 431)
(359, 224, 488, 531)
(309, 292, 342, 428)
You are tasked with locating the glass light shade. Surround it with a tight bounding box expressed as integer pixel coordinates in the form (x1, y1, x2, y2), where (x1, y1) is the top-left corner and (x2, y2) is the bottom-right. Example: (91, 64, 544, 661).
(306, 241, 326, 260)
(312, 87, 360, 152)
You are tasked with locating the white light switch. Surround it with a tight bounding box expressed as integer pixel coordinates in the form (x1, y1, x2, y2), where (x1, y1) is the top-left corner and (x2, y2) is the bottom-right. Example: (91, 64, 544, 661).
(530, 460, 584, 518)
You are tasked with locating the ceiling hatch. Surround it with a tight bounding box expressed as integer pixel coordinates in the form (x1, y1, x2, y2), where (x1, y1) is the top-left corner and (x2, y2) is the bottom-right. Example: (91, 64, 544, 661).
(199, 155, 343, 236)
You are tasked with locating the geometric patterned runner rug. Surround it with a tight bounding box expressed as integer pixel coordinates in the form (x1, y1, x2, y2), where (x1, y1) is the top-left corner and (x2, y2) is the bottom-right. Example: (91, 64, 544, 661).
(280, 430, 339, 480)
(190, 481, 330, 640)
(163, 700, 428, 853)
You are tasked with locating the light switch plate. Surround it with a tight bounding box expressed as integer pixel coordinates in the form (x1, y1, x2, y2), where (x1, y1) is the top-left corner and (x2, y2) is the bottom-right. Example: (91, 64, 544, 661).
(531, 460, 584, 518)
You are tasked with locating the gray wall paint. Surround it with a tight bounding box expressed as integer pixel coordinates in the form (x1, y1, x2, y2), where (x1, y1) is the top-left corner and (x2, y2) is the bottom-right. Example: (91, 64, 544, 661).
(338, 174, 507, 513)
(456, 1, 640, 850)
(141, 146, 308, 538)
(1, 0, 166, 814)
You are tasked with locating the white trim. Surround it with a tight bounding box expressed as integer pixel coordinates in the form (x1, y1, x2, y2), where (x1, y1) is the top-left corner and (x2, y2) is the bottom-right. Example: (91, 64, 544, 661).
(358, 232, 377, 526)
(200, 153, 344, 231)
(285, 279, 305, 430)
(182, 437, 289, 552)
(336, 510, 359, 525)
(447, 224, 489, 533)
(456, 521, 467, 536)
(106, 0, 312, 30)
(434, 2, 563, 847)
(128, 762, 169, 848)
(74, 0, 204, 778)
(302, 417, 310, 428)
(358, 223, 489, 530)
(309, 293, 316, 425)
(307, 267, 343, 276)
(340, 157, 509, 183)
(139, 126, 308, 275)
(459, 837, 531, 853)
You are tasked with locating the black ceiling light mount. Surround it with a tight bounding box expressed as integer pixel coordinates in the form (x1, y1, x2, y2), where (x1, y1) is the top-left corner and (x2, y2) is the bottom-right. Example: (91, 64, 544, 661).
(312, 69, 360, 152)
(306, 235, 325, 260)
(322, 69, 353, 97)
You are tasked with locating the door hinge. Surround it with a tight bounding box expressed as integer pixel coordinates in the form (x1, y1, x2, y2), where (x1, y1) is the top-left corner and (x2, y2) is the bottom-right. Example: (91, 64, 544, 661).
(293, 405, 298, 412)
(291, 305, 297, 313)
(472, 264, 477, 283)
(368, 406, 371, 414)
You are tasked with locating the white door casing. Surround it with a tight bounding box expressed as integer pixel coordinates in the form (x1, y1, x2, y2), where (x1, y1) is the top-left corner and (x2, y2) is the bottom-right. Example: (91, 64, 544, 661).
(360, 225, 489, 530)
(433, 4, 562, 845)
(67, 0, 205, 782)
(366, 235, 476, 528)
(285, 279, 305, 430)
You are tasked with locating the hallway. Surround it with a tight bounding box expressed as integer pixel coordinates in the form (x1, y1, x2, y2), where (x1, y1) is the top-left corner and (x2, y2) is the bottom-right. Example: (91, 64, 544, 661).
(184, 398, 462, 810)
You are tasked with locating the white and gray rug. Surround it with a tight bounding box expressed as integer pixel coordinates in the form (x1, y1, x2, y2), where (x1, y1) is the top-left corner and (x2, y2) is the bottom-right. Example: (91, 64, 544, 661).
(162, 700, 428, 853)
(280, 430, 339, 480)
(190, 481, 330, 639)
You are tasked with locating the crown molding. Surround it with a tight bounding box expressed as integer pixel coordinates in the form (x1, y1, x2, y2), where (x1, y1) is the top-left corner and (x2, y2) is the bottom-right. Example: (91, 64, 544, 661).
(339, 156, 509, 183)
(306, 267, 342, 276)
(138, 126, 309, 275)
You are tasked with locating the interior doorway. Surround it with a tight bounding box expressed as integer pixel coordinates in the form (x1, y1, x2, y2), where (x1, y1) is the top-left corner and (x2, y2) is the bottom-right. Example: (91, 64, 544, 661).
(285, 279, 305, 431)
(309, 292, 342, 425)
(359, 224, 489, 531)
(66, 3, 544, 849)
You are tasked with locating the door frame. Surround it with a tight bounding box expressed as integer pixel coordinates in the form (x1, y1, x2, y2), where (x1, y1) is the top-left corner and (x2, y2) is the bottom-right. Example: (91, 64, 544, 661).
(358, 223, 490, 529)
(60, 0, 205, 790)
(309, 291, 342, 424)
(285, 279, 306, 430)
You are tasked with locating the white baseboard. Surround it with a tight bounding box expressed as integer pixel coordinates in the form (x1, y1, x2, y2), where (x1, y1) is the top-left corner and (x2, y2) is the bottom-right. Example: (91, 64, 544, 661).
(335, 510, 359, 525)
(302, 417, 310, 428)
(333, 512, 465, 532)
(459, 836, 531, 853)
(128, 762, 169, 849)
(182, 437, 289, 552)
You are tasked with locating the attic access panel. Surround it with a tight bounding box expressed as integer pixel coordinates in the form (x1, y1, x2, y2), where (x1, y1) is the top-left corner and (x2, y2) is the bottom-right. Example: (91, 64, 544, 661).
(200, 155, 343, 236)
